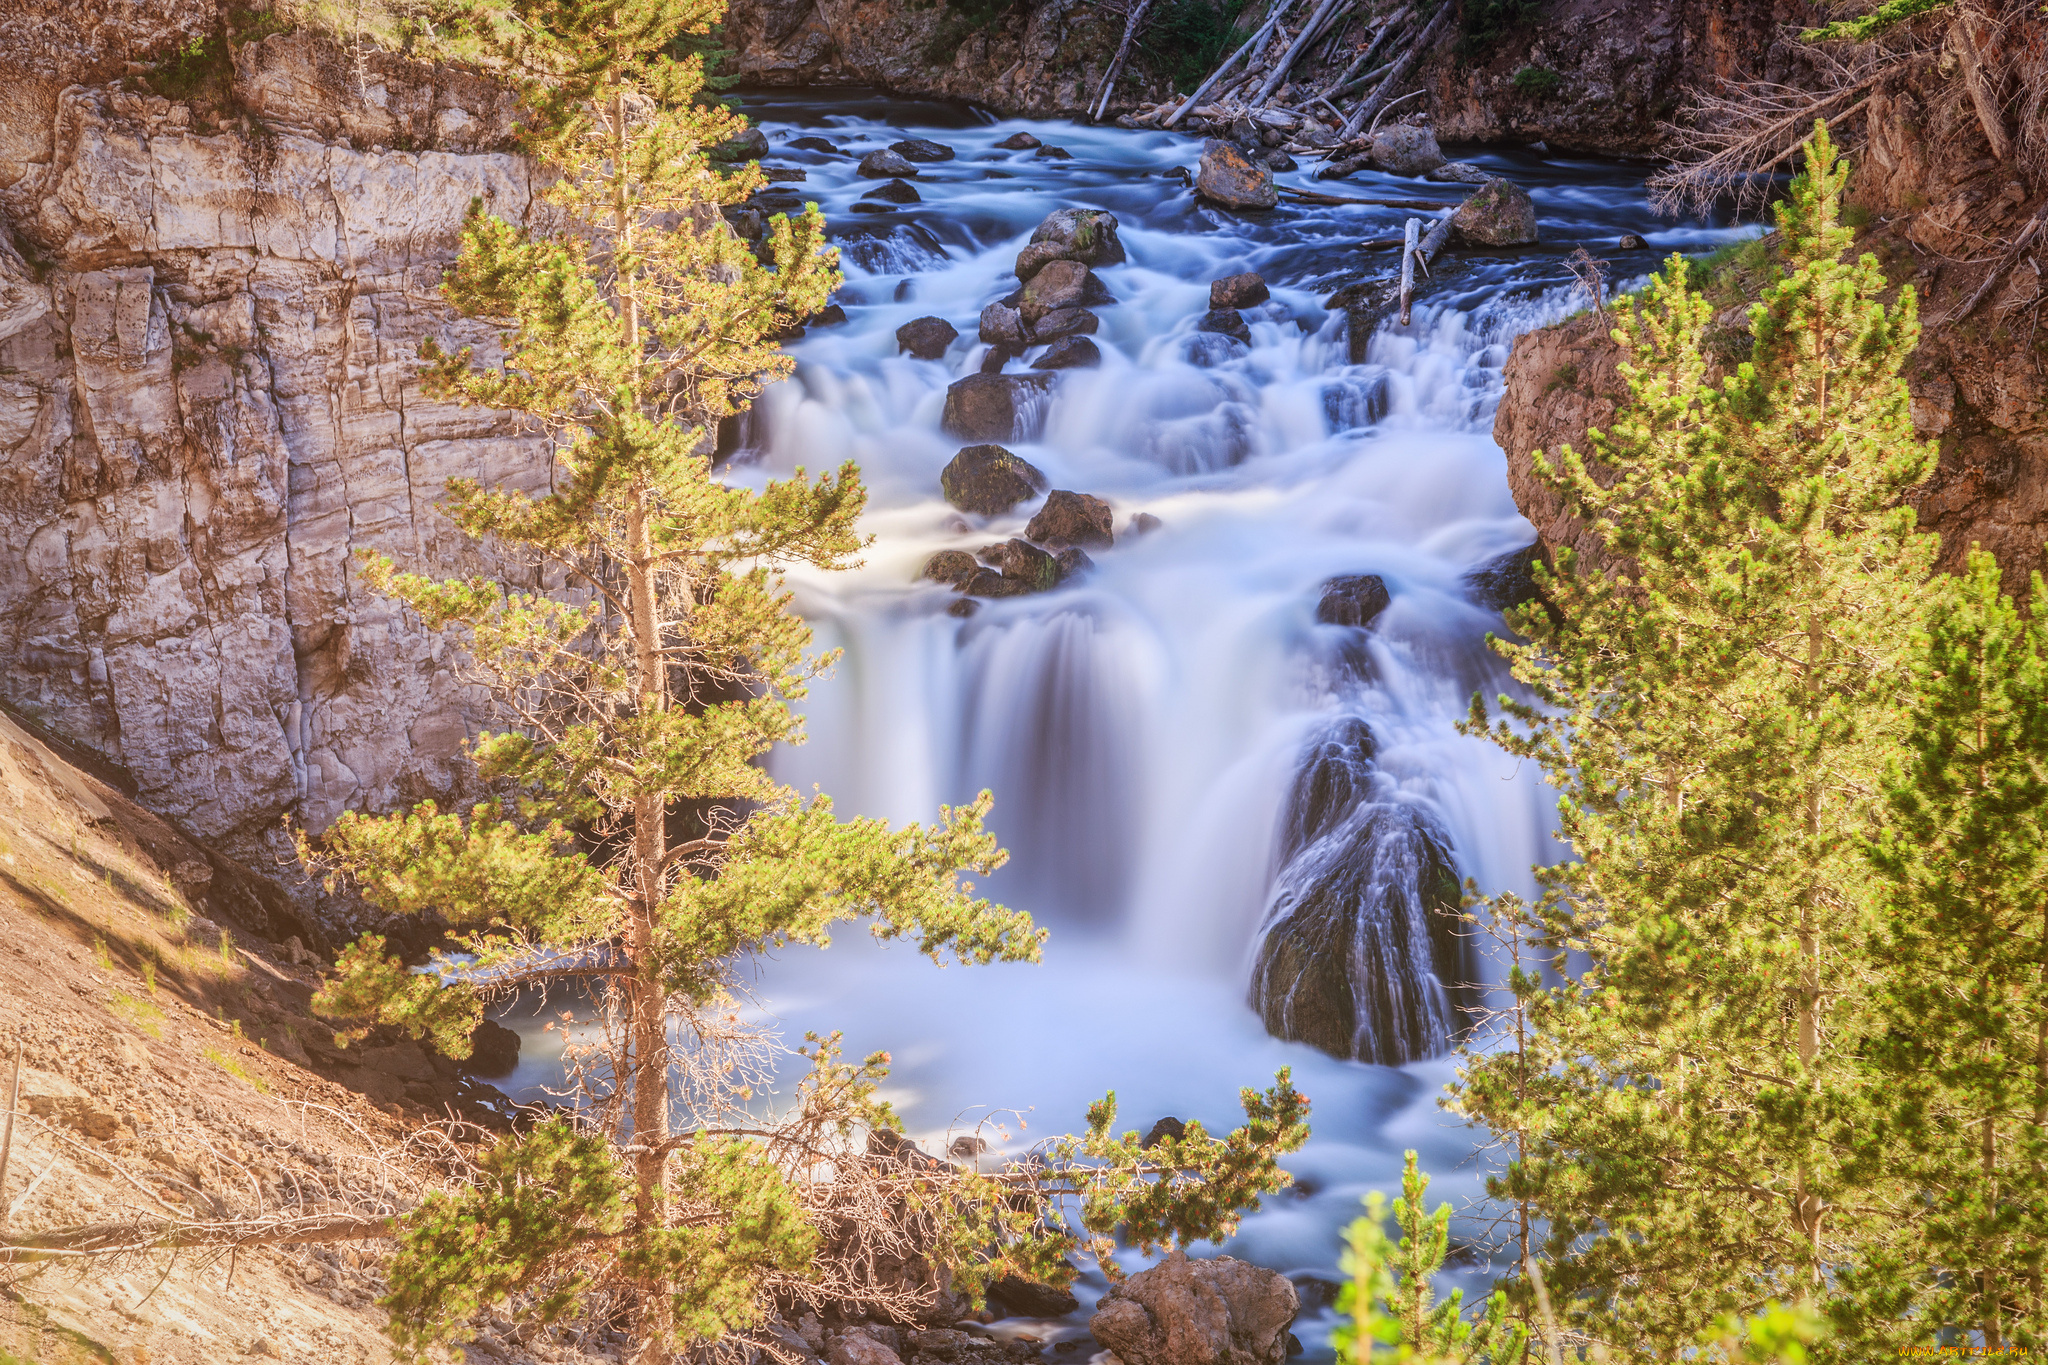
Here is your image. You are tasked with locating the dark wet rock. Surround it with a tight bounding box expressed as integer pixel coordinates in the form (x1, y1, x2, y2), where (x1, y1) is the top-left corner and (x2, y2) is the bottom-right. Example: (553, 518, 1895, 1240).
(1128, 511, 1163, 536)
(1029, 208, 1127, 268)
(995, 131, 1042, 150)
(790, 136, 843, 154)
(980, 301, 1028, 346)
(1079, 273, 1118, 307)
(1249, 717, 1476, 1063)
(863, 178, 922, 204)
(1462, 543, 1552, 620)
(752, 190, 806, 216)
(922, 550, 981, 586)
(897, 316, 960, 360)
(1197, 309, 1252, 345)
(849, 202, 895, 215)
(764, 166, 809, 183)
(710, 125, 770, 162)
(1026, 489, 1114, 550)
(891, 138, 956, 162)
(1210, 272, 1270, 310)
(1019, 260, 1091, 325)
(1031, 336, 1100, 370)
(895, 279, 917, 301)
(1452, 178, 1539, 246)
(1031, 307, 1099, 341)
(1369, 123, 1445, 176)
(1141, 1116, 1185, 1148)
(1323, 279, 1400, 364)
(1196, 140, 1278, 211)
(858, 148, 920, 178)
(940, 442, 1047, 513)
(1014, 240, 1068, 282)
(1034, 144, 1073, 159)
(811, 304, 849, 326)
(723, 205, 764, 240)
(959, 567, 1036, 598)
(942, 374, 1047, 442)
(984, 169, 1015, 179)
(979, 538, 1063, 593)
(1618, 232, 1648, 250)
(1314, 153, 1372, 181)
(1090, 1252, 1299, 1365)
(948, 598, 979, 618)
(980, 345, 1018, 374)
(1055, 546, 1095, 580)
(462, 1019, 520, 1078)
(1315, 573, 1391, 629)
(988, 1275, 1082, 1319)
(1265, 149, 1297, 172)
(1426, 162, 1492, 184)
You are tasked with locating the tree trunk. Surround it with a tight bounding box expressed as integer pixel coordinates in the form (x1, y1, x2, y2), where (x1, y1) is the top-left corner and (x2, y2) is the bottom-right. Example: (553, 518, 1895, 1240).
(1338, 1, 1448, 139)
(1090, 0, 1159, 123)
(1252, 0, 1350, 107)
(1165, 0, 1305, 128)
(1955, 1, 2015, 163)
(1312, 5, 1408, 104)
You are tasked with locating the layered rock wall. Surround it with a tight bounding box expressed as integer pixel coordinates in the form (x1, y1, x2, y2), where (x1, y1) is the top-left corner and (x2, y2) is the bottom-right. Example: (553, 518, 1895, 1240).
(0, 34, 549, 885)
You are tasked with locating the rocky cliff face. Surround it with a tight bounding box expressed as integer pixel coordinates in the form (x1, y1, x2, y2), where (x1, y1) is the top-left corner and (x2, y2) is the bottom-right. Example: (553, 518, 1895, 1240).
(0, 32, 548, 900)
(1494, 10, 2048, 586)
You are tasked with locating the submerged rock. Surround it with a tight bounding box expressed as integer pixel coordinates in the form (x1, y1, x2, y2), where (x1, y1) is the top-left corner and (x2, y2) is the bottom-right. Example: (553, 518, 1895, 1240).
(1452, 178, 1540, 246)
(710, 125, 770, 162)
(1249, 718, 1476, 1063)
(790, 135, 843, 154)
(890, 138, 955, 162)
(1463, 543, 1552, 619)
(1089, 1251, 1299, 1365)
(862, 178, 921, 204)
(463, 1019, 520, 1078)
(940, 442, 1047, 513)
(1195, 140, 1278, 210)
(1196, 308, 1252, 345)
(977, 538, 1062, 593)
(989, 1274, 1082, 1318)
(1026, 489, 1114, 550)
(1314, 573, 1391, 629)
(922, 550, 981, 586)
(858, 148, 920, 178)
(942, 374, 1048, 443)
(896, 316, 959, 359)
(1055, 546, 1096, 579)
(995, 131, 1042, 150)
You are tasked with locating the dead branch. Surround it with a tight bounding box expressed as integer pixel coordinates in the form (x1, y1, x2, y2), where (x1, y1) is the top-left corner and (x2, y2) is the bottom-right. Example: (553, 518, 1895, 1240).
(1647, 72, 1886, 218)
(1165, 0, 1307, 128)
(1338, 0, 1452, 139)
(1, 1212, 401, 1264)
(1313, 5, 1409, 103)
(1954, 0, 2017, 161)
(1942, 206, 2048, 319)
(1253, 0, 1352, 106)
(1090, 0, 1160, 123)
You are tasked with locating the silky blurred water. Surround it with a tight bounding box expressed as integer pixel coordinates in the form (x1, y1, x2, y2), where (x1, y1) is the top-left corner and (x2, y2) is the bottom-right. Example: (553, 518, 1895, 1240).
(491, 95, 1764, 1349)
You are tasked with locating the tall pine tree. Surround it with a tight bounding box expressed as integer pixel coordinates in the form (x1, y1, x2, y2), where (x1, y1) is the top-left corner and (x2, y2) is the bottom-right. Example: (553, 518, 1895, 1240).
(1856, 548, 2048, 1349)
(1454, 122, 1938, 1354)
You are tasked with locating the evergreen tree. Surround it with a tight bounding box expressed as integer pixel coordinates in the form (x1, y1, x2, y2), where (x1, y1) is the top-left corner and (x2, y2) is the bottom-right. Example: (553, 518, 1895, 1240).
(296, 1, 1312, 1358)
(1453, 121, 1939, 1354)
(1856, 548, 2048, 1350)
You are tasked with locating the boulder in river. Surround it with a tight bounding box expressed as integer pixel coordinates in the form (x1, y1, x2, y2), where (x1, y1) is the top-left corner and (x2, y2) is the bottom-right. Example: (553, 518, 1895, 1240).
(1463, 543, 1553, 620)
(989, 1274, 1082, 1318)
(978, 538, 1062, 593)
(1196, 308, 1252, 345)
(1014, 241, 1068, 282)
(1315, 573, 1391, 629)
(940, 443, 1047, 513)
(862, 178, 921, 204)
(890, 138, 955, 162)
(1128, 511, 1163, 536)
(1090, 1251, 1299, 1365)
(941, 374, 1047, 443)
(1032, 307, 1099, 341)
(1618, 232, 1648, 250)
(1452, 178, 1539, 246)
(1019, 260, 1092, 325)
(463, 1019, 520, 1078)
(1368, 123, 1445, 176)
(1034, 144, 1073, 159)
(995, 131, 1042, 150)
(921, 550, 981, 587)
(858, 148, 920, 178)
(811, 303, 848, 327)
(1056, 546, 1095, 580)
(1195, 140, 1278, 211)
(979, 301, 1027, 347)
(1029, 208, 1127, 268)
(896, 316, 959, 360)
(1426, 161, 1492, 184)
(1027, 490, 1115, 550)
(1210, 272, 1269, 310)
(1031, 335, 1100, 370)
(1265, 150, 1297, 172)
(789, 135, 842, 154)
(710, 126, 770, 162)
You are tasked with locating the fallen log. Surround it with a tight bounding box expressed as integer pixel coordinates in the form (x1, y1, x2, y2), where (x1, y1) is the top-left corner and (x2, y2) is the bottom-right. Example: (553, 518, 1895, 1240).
(1397, 217, 1419, 324)
(1338, 1, 1452, 139)
(1277, 185, 1458, 208)
(1090, 0, 1160, 123)
(1399, 207, 1457, 324)
(1165, 0, 1308, 128)
(1252, 0, 1353, 106)
(1312, 4, 1409, 103)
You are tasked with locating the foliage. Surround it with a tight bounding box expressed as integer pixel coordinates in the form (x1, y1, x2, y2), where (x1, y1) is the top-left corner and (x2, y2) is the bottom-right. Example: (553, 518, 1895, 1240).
(1509, 66, 1559, 97)
(1853, 549, 2048, 1350)
(1456, 0, 1544, 58)
(1143, 0, 1250, 94)
(1801, 0, 1952, 44)
(1454, 121, 1940, 1355)
(1331, 1152, 1527, 1365)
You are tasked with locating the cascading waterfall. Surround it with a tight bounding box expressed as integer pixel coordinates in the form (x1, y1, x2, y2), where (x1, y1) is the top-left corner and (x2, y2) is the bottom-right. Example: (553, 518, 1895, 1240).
(493, 93, 1763, 1343)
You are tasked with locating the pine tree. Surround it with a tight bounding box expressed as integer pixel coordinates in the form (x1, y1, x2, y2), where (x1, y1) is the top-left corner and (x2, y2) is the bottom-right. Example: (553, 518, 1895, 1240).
(1854, 549, 2048, 1349)
(294, 2, 1312, 1358)
(1453, 121, 1938, 1354)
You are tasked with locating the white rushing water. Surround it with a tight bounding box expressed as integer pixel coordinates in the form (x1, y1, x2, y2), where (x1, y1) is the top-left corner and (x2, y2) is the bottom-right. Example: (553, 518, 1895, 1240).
(493, 96, 1765, 1349)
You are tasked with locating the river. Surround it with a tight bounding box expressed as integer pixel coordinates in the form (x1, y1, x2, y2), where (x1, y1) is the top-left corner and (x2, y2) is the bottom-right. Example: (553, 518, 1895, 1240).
(492, 92, 1759, 1353)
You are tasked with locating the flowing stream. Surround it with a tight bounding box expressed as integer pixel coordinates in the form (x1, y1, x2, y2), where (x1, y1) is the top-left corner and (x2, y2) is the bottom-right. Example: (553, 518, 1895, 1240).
(493, 93, 1759, 1350)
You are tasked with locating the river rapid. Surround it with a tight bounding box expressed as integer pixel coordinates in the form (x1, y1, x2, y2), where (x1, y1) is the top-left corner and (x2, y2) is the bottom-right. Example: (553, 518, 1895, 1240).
(495, 94, 1761, 1350)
